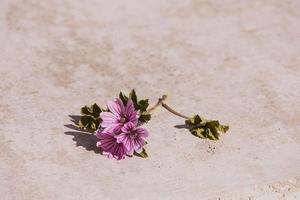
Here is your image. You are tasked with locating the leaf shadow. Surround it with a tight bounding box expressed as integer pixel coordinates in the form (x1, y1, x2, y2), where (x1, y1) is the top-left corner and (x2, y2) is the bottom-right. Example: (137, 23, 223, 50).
(69, 115, 81, 125)
(64, 115, 102, 154)
(174, 124, 189, 129)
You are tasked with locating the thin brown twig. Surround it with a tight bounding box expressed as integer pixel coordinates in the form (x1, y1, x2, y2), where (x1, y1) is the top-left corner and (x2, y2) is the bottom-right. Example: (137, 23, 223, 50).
(147, 95, 168, 113)
(161, 102, 190, 119)
(147, 95, 190, 119)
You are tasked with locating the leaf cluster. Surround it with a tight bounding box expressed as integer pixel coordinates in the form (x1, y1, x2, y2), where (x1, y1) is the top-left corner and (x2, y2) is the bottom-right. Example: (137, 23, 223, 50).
(78, 103, 102, 131)
(185, 115, 229, 140)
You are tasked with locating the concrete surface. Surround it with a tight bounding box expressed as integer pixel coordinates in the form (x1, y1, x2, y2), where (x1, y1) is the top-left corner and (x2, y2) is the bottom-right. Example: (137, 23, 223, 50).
(1, 0, 300, 199)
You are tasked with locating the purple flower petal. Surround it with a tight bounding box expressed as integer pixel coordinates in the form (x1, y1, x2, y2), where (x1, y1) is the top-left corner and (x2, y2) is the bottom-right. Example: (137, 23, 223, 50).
(125, 99, 138, 125)
(107, 98, 124, 116)
(100, 98, 138, 135)
(121, 122, 136, 133)
(116, 122, 148, 156)
(102, 124, 123, 134)
(135, 148, 143, 154)
(116, 132, 134, 153)
(97, 132, 127, 160)
(133, 138, 144, 151)
(135, 127, 149, 139)
(100, 112, 118, 127)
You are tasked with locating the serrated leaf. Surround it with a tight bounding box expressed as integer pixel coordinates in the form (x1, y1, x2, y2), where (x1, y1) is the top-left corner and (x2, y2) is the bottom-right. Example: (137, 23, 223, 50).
(138, 99, 149, 112)
(218, 125, 229, 133)
(91, 120, 100, 131)
(129, 89, 138, 110)
(185, 114, 229, 140)
(79, 115, 93, 128)
(134, 148, 148, 158)
(139, 111, 151, 123)
(79, 104, 102, 131)
(91, 103, 101, 117)
(81, 103, 102, 118)
(191, 128, 206, 139)
(206, 126, 219, 140)
(119, 92, 128, 105)
(81, 106, 92, 116)
(185, 114, 205, 126)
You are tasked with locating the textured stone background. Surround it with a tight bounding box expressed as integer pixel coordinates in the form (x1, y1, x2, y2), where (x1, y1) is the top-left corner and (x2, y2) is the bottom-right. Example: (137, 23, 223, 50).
(0, 0, 300, 199)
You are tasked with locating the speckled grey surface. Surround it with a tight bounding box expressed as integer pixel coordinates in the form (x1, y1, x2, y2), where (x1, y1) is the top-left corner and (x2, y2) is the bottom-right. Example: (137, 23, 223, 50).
(0, 0, 300, 199)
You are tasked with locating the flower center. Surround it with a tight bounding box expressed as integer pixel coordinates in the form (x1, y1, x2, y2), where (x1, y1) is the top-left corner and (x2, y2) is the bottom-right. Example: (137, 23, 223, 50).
(129, 132, 138, 139)
(120, 117, 126, 123)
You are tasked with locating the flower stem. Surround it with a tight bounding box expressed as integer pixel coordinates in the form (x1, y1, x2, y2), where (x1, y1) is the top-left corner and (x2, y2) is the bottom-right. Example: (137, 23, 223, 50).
(147, 95, 168, 113)
(161, 102, 190, 119)
(148, 95, 190, 119)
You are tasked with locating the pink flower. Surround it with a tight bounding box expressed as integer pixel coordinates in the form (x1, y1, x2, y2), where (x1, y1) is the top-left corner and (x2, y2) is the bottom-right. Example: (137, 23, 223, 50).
(116, 122, 149, 155)
(97, 97, 149, 160)
(96, 131, 127, 160)
(100, 98, 137, 133)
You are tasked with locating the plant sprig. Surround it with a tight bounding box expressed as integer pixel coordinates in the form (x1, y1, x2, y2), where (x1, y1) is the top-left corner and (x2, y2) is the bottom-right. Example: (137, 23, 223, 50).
(149, 95, 229, 140)
(74, 91, 229, 160)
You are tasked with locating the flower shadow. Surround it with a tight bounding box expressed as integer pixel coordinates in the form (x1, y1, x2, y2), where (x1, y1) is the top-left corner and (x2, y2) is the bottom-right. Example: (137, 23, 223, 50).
(64, 115, 102, 154)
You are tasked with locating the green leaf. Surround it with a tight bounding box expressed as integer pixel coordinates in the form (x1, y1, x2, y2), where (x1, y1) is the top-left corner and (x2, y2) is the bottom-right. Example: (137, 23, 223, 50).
(91, 120, 100, 131)
(139, 111, 151, 123)
(79, 103, 102, 131)
(191, 128, 206, 139)
(91, 103, 101, 117)
(81, 106, 89, 115)
(81, 103, 102, 118)
(185, 114, 229, 140)
(79, 115, 93, 128)
(218, 124, 229, 133)
(185, 114, 205, 126)
(138, 99, 149, 112)
(206, 125, 219, 140)
(129, 89, 138, 110)
(119, 92, 128, 105)
(78, 116, 100, 131)
(134, 148, 148, 158)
